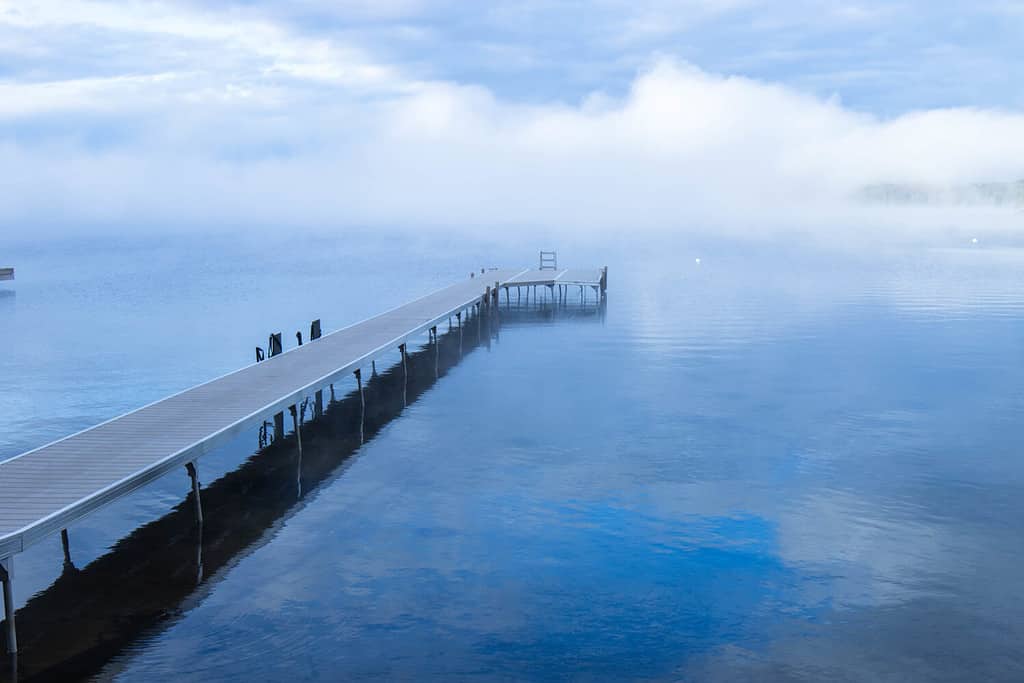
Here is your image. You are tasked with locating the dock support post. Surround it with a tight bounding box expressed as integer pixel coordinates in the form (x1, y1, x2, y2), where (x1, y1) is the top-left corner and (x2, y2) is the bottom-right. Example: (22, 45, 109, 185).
(399, 343, 408, 407)
(274, 412, 284, 442)
(457, 312, 463, 355)
(431, 327, 439, 379)
(290, 405, 303, 498)
(354, 369, 365, 412)
(290, 405, 302, 456)
(354, 369, 365, 444)
(61, 528, 72, 568)
(1, 556, 16, 654)
(185, 462, 203, 527)
(372, 360, 377, 377)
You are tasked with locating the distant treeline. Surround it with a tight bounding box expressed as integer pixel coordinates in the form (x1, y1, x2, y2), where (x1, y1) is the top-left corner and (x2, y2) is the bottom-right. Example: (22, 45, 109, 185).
(856, 180, 1024, 207)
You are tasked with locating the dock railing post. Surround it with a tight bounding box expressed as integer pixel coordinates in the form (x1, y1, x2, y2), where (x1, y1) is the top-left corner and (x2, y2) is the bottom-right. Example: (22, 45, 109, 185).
(269, 333, 282, 357)
(1, 556, 15, 654)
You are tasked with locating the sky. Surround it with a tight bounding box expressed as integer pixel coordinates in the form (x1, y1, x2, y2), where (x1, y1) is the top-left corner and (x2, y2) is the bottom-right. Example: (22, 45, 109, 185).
(1, 0, 1024, 240)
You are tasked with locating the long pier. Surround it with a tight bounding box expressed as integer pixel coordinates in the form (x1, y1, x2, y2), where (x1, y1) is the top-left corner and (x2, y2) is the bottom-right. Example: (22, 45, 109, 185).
(0, 261, 607, 655)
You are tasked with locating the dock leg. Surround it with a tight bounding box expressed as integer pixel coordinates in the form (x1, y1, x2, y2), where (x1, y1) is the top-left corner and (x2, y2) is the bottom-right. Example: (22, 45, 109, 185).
(354, 369, 365, 412)
(457, 313, 463, 356)
(431, 327, 439, 379)
(330, 383, 336, 404)
(273, 412, 284, 443)
(314, 389, 323, 419)
(399, 344, 408, 407)
(61, 528, 73, 568)
(354, 369, 365, 444)
(372, 360, 377, 377)
(184, 466, 205, 584)
(1, 556, 15, 654)
(290, 405, 303, 498)
(185, 462, 203, 527)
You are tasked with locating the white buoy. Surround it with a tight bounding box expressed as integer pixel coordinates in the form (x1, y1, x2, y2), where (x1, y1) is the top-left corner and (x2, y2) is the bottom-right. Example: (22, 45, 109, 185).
(971, 237, 978, 244)
(695, 257, 701, 265)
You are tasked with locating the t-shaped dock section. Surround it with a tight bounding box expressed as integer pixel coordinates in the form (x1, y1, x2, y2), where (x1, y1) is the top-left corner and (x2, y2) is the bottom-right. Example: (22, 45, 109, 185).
(0, 263, 607, 653)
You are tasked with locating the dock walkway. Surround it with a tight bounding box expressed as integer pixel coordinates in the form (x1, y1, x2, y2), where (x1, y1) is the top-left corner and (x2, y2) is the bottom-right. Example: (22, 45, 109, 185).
(0, 264, 606, 654)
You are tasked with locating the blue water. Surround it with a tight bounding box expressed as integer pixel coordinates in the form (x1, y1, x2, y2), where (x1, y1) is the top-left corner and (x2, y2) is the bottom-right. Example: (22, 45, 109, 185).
(1, 235, 1023, 681)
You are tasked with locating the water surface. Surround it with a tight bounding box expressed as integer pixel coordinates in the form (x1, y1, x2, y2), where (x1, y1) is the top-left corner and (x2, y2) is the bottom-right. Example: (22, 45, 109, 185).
(1, 235, 1022, 681)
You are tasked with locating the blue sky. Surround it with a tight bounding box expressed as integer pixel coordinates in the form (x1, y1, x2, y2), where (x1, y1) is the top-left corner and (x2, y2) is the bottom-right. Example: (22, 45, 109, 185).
(1, 0, 1023, 237)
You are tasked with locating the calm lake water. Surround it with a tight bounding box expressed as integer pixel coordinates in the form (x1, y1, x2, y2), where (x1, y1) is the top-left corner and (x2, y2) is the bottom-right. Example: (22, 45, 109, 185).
(1, 234, 1023, 681)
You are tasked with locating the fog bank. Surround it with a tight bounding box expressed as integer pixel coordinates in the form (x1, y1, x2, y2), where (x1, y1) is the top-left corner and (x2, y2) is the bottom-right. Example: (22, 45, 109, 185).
(2, 59, 1024, 243)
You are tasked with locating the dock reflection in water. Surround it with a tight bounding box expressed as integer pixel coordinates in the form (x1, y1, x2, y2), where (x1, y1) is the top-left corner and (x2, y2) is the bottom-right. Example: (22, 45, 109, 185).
(1, 300, 605, 682)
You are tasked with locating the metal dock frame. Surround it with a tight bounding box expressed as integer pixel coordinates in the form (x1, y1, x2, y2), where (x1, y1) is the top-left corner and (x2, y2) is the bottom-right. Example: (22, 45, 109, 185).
(0, 264, 607, 654)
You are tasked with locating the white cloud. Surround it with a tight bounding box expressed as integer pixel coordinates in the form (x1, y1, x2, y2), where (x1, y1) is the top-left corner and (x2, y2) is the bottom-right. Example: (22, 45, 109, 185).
(1, 1, 1023, 241)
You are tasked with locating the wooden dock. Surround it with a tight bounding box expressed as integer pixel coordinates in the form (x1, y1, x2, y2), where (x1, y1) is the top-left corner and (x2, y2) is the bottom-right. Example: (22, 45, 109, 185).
(0, 262, 607, 654)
